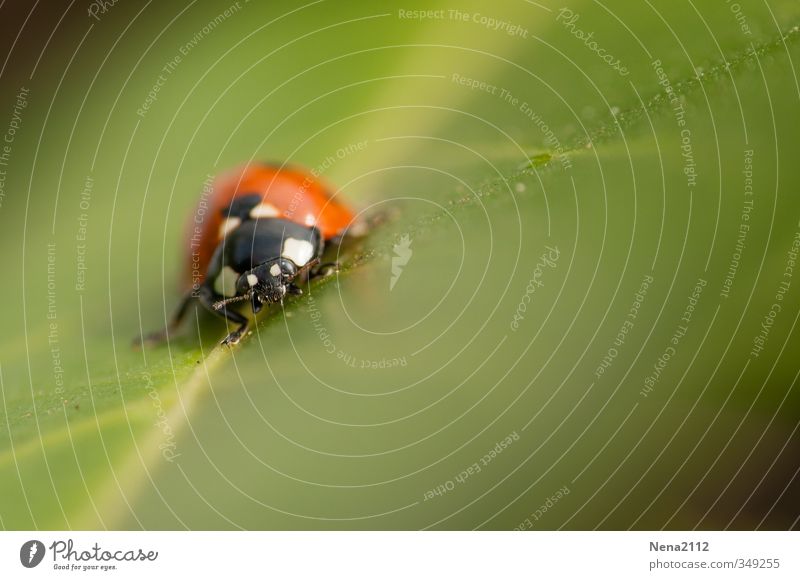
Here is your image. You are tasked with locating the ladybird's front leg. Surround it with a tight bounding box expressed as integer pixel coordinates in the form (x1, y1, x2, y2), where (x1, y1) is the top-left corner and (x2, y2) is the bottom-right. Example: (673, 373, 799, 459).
(197, 286, 250, 346)
(220, 318, 250, 346)
(310, 261, 339, 280)
(133, 291, 194, 348)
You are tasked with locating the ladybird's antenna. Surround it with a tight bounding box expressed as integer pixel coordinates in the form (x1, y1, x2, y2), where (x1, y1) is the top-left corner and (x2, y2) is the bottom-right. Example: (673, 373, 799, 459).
(293, 257, 321, 280)
(212, 292, 251, 311)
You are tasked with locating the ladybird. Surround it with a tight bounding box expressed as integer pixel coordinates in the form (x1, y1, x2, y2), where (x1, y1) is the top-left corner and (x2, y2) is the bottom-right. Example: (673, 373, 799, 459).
(139, 163, 359, 346)
(185, 162, 357, 288)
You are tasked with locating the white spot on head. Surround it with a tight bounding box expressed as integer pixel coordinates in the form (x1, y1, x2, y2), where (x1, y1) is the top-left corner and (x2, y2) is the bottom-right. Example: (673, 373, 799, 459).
(303, 214, 316, 226)
(282, 237, 315, 266)
(218, 217, 241, 239)
(246, 274, 258, 287)
(214, 266, 240, 297)
(250, 203, 280, 219)
(269, 264, 281, 276)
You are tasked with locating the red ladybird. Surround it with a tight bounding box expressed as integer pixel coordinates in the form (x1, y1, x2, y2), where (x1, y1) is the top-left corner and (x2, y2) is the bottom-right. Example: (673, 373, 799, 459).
(185, 163, 357, 288)
(140, 162, 361, 346)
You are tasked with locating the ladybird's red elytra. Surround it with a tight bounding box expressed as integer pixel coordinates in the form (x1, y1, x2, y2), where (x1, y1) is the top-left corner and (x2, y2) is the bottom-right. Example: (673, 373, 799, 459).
(137, 162, 360, 347)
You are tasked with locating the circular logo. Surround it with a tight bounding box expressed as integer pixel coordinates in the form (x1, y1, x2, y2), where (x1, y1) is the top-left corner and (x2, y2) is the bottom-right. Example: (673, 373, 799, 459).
(19, 540, 45, 568)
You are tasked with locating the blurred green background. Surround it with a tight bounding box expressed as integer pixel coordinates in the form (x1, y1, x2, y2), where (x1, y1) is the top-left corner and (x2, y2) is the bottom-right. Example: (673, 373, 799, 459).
(0, 0, 798, 530)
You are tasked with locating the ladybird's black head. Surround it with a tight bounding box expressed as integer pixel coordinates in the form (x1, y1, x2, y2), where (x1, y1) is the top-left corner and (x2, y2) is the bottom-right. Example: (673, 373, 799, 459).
(212, 257, 319, 314)
(239, 258, 298, 307)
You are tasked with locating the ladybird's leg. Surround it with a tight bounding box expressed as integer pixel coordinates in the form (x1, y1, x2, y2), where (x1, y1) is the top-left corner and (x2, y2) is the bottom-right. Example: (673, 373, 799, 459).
(307, 237, 338, 280)
(219, 312, 250, 346)
(310, 262, 339, 280)
(310, 211, 389, 280)
(134, 291, 194, 347)
(308, 251, 337, 280)
(197, 286, 250, 345)
(289, 256, 323, 287)
(294, 261, 337, 282)
(286, 284, 304, 296)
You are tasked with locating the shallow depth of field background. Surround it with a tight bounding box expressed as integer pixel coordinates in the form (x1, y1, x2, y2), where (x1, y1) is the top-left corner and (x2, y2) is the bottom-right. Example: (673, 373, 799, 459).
(0, 0, 799, 530)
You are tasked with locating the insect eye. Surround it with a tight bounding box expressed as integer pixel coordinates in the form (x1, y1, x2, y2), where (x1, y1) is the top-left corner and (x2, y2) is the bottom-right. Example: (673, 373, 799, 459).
(279, 259, 297, 276)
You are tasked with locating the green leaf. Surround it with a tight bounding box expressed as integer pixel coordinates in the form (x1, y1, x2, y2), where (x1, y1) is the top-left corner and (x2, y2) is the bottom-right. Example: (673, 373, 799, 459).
(1, 0, 799, 530)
